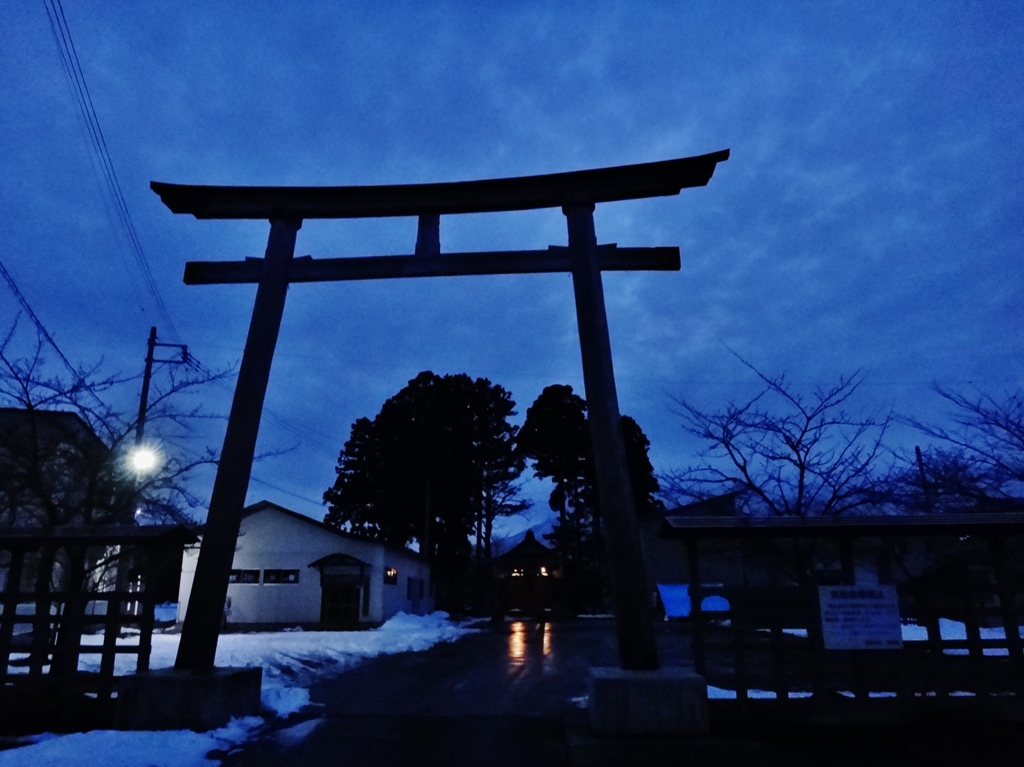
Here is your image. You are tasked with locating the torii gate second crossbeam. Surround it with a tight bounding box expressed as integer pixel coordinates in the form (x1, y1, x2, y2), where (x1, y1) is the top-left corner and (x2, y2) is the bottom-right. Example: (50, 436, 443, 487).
(152, 149, 729, 672)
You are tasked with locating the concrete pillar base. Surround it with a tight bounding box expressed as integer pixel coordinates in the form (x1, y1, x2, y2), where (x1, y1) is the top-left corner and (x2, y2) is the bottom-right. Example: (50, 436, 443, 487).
(588, 667, 709, 737)
(115, 667, 262, 731)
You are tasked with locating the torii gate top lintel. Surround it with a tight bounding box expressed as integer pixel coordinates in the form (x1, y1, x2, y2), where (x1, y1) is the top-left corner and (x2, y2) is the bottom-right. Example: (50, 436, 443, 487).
(150, 149, 729, 220)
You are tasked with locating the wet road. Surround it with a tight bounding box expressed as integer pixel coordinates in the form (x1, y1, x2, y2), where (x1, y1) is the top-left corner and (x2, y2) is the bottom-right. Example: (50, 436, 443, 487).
(223, 618, 1024, 767)
(226, 618, 691, 766)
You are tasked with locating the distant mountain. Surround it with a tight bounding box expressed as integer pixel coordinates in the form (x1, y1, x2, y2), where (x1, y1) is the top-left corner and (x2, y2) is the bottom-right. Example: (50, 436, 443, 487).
(489, 517, 555, 558)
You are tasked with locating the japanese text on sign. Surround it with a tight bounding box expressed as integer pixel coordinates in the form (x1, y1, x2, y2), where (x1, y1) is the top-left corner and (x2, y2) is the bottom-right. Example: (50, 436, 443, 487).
(818, 585, 903, 650)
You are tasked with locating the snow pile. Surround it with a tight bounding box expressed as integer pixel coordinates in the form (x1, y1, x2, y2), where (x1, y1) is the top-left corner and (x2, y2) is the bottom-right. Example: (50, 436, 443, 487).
(75, 611, 476, 716)
(0, 717, 263, 767)
(4, 613, 475, 766)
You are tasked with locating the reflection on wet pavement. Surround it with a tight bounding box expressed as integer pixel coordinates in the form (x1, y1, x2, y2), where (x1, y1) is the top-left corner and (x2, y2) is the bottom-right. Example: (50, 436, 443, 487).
(507, 621, 554, 669)
(508, 621, 526, 665)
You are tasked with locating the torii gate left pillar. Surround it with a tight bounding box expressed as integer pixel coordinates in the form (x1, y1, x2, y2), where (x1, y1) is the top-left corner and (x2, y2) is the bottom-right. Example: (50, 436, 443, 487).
(153, 150, 729, 673)
(173, 215, 301, 672)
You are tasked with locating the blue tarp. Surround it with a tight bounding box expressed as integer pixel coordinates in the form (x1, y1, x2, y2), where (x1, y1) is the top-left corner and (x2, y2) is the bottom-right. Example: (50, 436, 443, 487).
(656, 584, 730, 618)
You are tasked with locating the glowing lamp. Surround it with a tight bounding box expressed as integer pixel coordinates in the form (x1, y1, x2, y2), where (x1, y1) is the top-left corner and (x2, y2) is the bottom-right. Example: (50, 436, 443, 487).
(129, 446, 160, 474)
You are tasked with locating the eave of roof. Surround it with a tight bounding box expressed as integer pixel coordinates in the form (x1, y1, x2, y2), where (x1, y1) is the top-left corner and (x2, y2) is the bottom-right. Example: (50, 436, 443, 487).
(659, 513, 1024, 539)
(308, 552, 370, 569)
(0, 407, 108, 453)
(0, 524, 198, 546)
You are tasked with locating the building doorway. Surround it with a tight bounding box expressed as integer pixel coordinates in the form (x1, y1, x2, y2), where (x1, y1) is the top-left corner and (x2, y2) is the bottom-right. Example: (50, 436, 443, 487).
(310, 552, 369, 627)
(320, 577, 362, 625)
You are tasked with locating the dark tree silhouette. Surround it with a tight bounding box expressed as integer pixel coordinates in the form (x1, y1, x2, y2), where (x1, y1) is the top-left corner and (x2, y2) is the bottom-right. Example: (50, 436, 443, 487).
(663, 358, 894, 517)
(323, 372, 527, 605)
(518, 385, 592, 567)
(621, 415, 662, 518)
(518, 384, 660, 608)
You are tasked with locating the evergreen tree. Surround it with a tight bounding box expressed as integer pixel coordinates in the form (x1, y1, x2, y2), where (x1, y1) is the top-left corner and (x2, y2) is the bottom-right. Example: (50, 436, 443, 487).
(518, 384, 660, 609)
(324, 372, 526, 607)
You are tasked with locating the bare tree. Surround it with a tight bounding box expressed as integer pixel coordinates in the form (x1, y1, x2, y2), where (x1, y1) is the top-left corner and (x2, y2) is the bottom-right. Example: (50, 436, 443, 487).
(663, 357, 895, 517)
(902, 386, 1024, 509)
(0, 322, 225, 530)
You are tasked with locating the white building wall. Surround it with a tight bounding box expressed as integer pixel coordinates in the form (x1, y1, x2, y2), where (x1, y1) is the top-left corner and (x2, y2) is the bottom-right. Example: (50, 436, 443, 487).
(380, 548, 433, 617)
(177, 504, 431, 627)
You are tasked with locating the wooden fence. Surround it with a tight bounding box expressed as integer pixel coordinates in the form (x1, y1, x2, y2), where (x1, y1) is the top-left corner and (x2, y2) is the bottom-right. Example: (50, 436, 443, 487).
(0, 525, 194, 703)
(661, 514, 1024, 706)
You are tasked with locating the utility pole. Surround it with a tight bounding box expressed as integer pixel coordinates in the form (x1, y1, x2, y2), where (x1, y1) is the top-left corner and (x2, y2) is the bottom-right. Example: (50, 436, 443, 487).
(136, 326, 189, 443)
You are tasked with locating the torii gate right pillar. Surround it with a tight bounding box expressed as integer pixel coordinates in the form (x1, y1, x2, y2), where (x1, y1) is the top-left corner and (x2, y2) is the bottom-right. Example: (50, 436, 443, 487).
(565, 203, 660, 671)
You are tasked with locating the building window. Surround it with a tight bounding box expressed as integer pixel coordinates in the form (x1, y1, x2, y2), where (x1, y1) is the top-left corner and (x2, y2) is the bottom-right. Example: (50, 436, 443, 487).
(362, 579, 371, 617)
(384, 567, 398, 585)
(264, 569, 300, 584)
(229, 569, 259, 584)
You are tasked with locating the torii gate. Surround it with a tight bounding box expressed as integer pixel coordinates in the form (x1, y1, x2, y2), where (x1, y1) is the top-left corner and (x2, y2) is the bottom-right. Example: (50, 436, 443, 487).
(152, 149, 729, 673)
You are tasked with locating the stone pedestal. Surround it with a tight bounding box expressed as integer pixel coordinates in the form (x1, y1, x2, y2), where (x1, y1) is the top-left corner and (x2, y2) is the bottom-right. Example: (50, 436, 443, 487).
(116, 667, 262, 731)
(588, 667, 709, 737)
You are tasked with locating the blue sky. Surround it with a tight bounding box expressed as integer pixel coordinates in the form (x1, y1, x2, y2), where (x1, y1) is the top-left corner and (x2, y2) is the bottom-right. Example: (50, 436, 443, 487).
(2, 1, 1022, 530)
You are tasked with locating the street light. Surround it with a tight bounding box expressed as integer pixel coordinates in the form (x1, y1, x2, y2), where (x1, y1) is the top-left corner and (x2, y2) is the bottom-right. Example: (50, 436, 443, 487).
(128, 444, 161, 476)
(124, 443, 162, 522)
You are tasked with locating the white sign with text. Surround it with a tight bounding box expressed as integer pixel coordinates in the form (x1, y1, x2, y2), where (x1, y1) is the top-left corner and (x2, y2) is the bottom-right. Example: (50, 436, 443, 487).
(818, 585, 903, 650)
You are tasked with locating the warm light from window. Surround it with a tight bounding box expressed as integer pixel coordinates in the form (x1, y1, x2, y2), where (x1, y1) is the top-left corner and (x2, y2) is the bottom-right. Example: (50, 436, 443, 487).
(511, 568, 524, 577)
(384, 567, 398, 584)
(539, 566, 548, 577)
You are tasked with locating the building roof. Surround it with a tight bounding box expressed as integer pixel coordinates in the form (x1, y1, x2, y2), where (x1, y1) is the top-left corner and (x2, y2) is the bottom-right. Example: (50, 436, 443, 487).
(0, 407, 108, 455)
(0, 407, 126, 528)
(493, 529, 560, 566)
(241, 500, 426, 561)
(667, 492, 742, 517)
(660, 512, 1024, 539)
(0, 524, 197, 547)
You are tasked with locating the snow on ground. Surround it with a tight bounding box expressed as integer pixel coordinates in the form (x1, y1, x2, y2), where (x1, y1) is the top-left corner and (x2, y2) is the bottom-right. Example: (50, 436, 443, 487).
(900, 618, 1023, 655)
(72, 610, 476, 716)
(1, 612, 476, 767)
(0, 717, 265, 767)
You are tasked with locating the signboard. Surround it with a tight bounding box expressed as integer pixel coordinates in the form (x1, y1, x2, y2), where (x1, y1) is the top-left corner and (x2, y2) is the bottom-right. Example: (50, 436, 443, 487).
(818, 585, 903, 650)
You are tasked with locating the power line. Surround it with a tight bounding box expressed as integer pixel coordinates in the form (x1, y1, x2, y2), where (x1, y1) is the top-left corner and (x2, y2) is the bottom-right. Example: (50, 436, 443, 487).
(0, 256, 76, 375)
(42, 0, 182, 343)
(248, 476, 327, 509)
(172, 439, 329, 511)
(187, 353, 341, 460)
